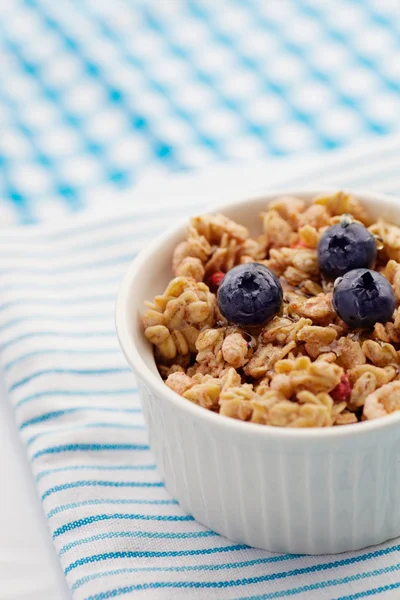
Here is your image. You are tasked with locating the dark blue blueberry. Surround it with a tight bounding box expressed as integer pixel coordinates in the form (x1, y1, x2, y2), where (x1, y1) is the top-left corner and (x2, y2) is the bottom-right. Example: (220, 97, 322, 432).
(317, 219, 377, 279)
(217, 263, 283, 327)
(333, 269, 395, 329)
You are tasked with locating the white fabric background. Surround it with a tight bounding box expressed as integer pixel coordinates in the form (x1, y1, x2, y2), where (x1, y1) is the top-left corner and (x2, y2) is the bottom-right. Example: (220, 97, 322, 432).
(0, 372, 70, 600)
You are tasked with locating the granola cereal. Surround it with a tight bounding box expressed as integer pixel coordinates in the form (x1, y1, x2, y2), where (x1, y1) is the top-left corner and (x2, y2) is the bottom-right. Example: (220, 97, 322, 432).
(142, 191, 400, 427)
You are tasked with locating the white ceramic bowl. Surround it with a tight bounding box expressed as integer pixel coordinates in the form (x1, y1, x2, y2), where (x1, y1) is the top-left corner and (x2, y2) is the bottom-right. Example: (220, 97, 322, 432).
(116, 188, 400, 555)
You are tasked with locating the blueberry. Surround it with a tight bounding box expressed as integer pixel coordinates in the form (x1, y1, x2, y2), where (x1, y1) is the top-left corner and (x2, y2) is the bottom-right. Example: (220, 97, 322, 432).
(333, 269, 395, 329)
(217, 263, 283, 327)
(317, 218, 377, 279)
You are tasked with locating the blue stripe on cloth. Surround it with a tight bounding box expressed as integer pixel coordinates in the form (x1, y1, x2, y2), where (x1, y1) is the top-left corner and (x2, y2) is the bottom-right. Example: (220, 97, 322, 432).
(0, 228, 160, 261)
(72, 564, 400, 600)
(5, 349, 124, 372)
(334, 580, 400, 600)
(53, 514, 196, 539)
(14, 388, 137, 410)
(47, 499, 179, 520)
(21, 406, 142, 430)
(32, 443, 150, 462)
(25, 423, 145, 447)
(10, 367, 131, 393)
(64, 545, 250, 575)
(76, 549, 400, 597)
(0, 314, 112, 332)
(236, 565, 400, 600)
(0, 295, 116, 311)
(41, 480, 164, 501)
(0, 252, 134, 275)
(0, 205, 192, 242)
(0, 330, 117, 352)
(0, 275, 123, 294)
(59, 529, 218, 556)
(36, 464, 156, 482)
(70, 552, 298, 592)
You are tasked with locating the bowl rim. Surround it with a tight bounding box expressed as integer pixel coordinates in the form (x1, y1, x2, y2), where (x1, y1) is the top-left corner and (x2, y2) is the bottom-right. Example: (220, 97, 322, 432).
(116, 186, 400, 440)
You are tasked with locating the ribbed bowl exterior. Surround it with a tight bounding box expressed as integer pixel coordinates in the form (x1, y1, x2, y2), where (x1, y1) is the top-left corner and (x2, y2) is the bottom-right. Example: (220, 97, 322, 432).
(138, 377, 400, 555)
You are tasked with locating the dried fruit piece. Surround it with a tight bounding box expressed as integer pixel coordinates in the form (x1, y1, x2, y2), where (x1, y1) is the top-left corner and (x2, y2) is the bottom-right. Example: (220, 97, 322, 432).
(208, 271, 225, 291)
(331, 374, 352, 403)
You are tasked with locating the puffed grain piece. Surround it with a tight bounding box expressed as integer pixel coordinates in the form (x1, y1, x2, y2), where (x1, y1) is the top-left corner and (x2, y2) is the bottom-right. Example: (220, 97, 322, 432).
(364, 380, 400, 420)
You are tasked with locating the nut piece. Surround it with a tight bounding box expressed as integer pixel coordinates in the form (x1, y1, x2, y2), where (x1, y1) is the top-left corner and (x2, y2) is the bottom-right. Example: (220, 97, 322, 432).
(272, 356, 343, 396)
(298, 224, 321, 249)
(262, 210, 295, 249)
(336, 337, 366, 369)
(142, 309, 164, 329)
(219, 384, 256, 421)
(244, 341, 296, 379)
(265, 247, 319, 281)
(194, 328, 226, 377)
(349, 372, 377, 408)
(238, 238, 266, 262)
(191, 214, 248, 244)
(300, 280, 323, 296)
(204, 234, 240, 274)
(288, 293, 335, 325)
(372, 321, 400, 344)
(370, 220, 400, 262)
(268, 398, 331, 428)
(314, 191, 371, 225)
(362, 340, 399, 367)
(382, 259, 400, 302)
(297, 204, 330, 229)
(268, 196, 306, 227)
(334, 410, 358, 426)
(183, 380, 221, 410)
(172, 228, 212, 273)
(221, 333, 248, 368)
(250, 391, 287, 424)
(219, 367, 242, 390)
(165, 372, 194, 396)
(175, 257, 205, 282)
(297, 325, 337, 359)
(364, 380, 400, 420)
(348, 364, 397, 388)
(143, 277, 215, 359)
(262, 317, 312, 345)
(144, 324, 170, 345)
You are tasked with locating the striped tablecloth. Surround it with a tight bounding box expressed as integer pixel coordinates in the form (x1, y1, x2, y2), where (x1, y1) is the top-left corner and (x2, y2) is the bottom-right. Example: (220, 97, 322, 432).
(2, 138, 400, 599)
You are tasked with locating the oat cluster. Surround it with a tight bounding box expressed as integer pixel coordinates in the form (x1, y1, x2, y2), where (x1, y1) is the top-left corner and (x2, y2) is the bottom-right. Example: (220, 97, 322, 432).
(142, 191, 400, 427)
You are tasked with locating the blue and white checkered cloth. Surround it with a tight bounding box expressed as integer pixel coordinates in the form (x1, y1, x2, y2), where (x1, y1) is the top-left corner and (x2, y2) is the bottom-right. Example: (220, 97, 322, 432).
(1, 0, 400, 222)
(2, 138, 400, 599)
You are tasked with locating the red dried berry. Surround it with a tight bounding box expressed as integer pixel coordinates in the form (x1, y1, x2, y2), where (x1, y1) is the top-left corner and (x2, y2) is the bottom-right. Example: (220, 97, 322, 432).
(331, 374, 352, 402)
(294, 241, 307, 249)
(208, 271, 225, 291)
